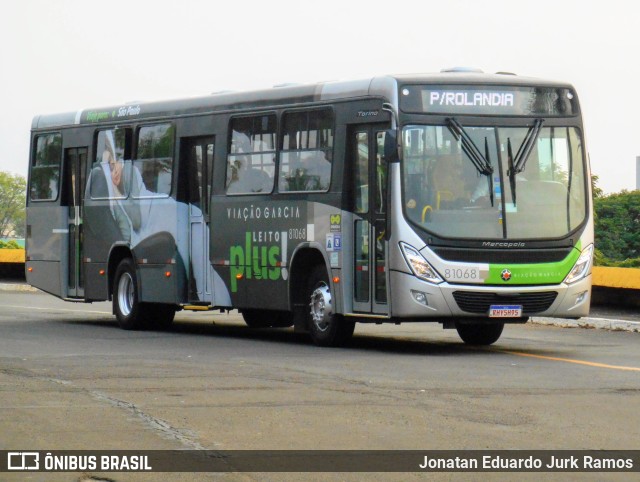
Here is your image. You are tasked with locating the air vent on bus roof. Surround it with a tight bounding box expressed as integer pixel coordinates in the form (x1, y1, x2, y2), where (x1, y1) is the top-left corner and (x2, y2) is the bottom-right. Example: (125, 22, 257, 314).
(440, 67, 484, 73)
(496, 71, 517, 75)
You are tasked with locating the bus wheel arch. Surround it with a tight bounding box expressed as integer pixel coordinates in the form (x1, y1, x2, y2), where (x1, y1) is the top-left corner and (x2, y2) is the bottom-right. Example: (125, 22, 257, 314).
(289, 247, 326, 313)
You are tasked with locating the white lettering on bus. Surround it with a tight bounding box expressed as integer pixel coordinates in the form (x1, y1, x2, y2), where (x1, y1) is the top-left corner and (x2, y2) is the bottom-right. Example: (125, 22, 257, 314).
(226, 205, 301, 222)
(482, 241, 525, 248)
(429, 91, 514, 107)
(117, 105, 141, 117)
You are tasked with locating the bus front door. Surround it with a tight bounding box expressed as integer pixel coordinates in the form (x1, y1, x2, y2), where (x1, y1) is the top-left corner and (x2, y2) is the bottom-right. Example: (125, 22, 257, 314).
(351, 128, 389, 315)
(181, 136, 215, 302)
(63, 147, 88, 298)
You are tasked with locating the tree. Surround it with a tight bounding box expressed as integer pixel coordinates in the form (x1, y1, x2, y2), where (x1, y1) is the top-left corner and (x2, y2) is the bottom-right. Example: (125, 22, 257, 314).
(591, 174, 604, 199)
(0, 171, 26, 238)
(594, 189, 640, 265)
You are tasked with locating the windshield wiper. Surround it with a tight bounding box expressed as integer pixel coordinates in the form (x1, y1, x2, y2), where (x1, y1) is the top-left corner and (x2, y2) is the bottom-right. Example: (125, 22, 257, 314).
(507, 119, 544, 206)
(446, 118, 494, 176)
(507, 138, 516, 206)
(446, 118, 495, 206)
(483, 137, 494, 207)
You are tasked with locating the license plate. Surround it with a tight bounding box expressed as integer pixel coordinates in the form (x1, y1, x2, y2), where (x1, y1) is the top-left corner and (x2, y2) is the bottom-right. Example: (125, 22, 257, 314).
(489, 305, 523, 318)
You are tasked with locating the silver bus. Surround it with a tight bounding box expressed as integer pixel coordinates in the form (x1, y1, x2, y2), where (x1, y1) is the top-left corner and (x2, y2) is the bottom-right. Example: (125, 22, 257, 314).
(26, 69, 594, 346)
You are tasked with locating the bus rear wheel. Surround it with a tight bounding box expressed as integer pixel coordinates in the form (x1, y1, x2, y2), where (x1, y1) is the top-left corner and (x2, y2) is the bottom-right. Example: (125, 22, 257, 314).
(307, 266, 355, 347)
(455, 321, 504, 345)
(113, 258, 146, 330)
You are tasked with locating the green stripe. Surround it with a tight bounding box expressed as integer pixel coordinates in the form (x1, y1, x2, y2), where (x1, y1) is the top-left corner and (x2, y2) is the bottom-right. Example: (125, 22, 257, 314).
(485, 242, 581, 285)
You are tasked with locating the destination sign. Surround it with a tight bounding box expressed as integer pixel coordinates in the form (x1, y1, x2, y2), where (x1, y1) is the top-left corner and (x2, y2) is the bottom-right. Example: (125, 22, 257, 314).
(400, 85, 578, 116)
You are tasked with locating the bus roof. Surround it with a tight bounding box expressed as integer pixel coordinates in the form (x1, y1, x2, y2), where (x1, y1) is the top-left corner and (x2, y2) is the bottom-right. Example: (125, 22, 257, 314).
(31, 72, 575, 130)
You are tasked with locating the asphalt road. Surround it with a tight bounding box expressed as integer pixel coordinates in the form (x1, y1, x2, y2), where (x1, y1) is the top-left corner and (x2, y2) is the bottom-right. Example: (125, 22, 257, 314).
(1, 290, 639, 481)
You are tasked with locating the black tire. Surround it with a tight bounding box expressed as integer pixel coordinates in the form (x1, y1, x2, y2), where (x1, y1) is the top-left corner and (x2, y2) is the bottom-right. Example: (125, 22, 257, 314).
(242, 310, 294, 328)
(271, 311, 295, 328)
(113, 258, 146, 330)
(307, 266, 355, 347)
(456, 322, 504, 346)
(242, 309, 272, 328)
(144, 303, 176, 330)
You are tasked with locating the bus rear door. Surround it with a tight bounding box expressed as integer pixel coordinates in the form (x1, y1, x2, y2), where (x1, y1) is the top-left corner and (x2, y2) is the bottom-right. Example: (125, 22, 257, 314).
(63, 147, 88, 298)
(181, 136, 215, 302)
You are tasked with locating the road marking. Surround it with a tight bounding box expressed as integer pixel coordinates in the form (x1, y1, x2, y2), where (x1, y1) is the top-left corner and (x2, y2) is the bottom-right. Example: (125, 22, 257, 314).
(498, 349, 640, 372)
(2, 304, 111, 315)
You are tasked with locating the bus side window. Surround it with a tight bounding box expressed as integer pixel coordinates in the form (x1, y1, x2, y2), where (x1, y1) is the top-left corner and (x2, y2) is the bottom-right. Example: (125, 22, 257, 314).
(91, 128, 132, 199)
(134, 124, 174, 197)
(279, 109, 333, 192)
(226, 115, 276, 194)
(30, 133, 62, 201)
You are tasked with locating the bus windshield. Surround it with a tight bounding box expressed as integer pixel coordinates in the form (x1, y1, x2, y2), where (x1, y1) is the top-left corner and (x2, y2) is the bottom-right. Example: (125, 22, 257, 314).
(401, 124, 587, 240)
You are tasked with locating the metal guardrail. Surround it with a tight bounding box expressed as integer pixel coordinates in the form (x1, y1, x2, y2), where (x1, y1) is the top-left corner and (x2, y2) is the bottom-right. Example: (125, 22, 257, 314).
(592, 266, 640, 290)
(0, 249, 25, 263)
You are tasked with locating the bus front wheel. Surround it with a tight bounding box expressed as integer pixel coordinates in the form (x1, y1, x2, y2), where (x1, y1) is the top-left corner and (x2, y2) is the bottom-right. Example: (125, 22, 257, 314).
(113, 258, 146, 330)
(307, 266, 355, 347)
(455, 321, 504, 345)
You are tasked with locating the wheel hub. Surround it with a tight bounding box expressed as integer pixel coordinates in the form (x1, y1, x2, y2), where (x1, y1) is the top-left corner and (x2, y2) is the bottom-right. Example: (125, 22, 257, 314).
(310, 283, 333, 332)
(117, 272, 135, 317)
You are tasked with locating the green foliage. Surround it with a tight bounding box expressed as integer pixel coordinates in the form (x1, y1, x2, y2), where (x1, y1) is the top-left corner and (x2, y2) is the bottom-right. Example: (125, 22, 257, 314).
(595, 257, 640, 268)
(0, 239, 21, 249)
(614, 258, 640, 268)
(0, 171, 27, 238)
(593, 189, 640, 265)
(591, 174, 604, 199)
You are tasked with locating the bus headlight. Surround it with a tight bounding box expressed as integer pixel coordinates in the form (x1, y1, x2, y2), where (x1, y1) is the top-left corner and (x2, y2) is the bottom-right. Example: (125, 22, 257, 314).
(564, 244, 594, 285)
(400, 242, 443, 284)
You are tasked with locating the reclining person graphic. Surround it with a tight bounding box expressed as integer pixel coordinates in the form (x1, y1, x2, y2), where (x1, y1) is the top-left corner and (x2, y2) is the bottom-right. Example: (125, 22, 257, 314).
(94, 148, 143, 242)
(85, 131, 197, 299)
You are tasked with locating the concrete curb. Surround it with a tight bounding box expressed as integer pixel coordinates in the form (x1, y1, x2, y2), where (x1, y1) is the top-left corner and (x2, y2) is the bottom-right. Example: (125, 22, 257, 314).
(0, 282, 39, 293)
(531, 317, 640, 333)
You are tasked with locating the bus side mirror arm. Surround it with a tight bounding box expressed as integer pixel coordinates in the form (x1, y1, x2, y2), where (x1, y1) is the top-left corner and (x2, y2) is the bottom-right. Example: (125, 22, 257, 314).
(382, 103, 401, 163)
(381, 103, 400, 242)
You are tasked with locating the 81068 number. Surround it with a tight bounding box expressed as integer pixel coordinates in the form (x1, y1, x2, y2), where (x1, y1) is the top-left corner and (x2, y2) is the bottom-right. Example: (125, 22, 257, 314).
(443, 267, 480, 282)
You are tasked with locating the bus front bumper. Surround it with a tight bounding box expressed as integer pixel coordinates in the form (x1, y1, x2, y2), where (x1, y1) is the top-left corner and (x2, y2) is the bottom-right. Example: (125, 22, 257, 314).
(389, 271, 592, 320)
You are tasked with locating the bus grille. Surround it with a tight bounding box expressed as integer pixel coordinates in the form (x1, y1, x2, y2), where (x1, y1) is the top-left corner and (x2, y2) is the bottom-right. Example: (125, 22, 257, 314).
(452, 291, 558, 315)
(432, 247, 573, 264)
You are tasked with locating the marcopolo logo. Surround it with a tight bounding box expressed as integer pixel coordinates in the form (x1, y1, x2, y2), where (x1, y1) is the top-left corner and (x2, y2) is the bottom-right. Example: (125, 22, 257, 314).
(229, 232, 288, 292)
